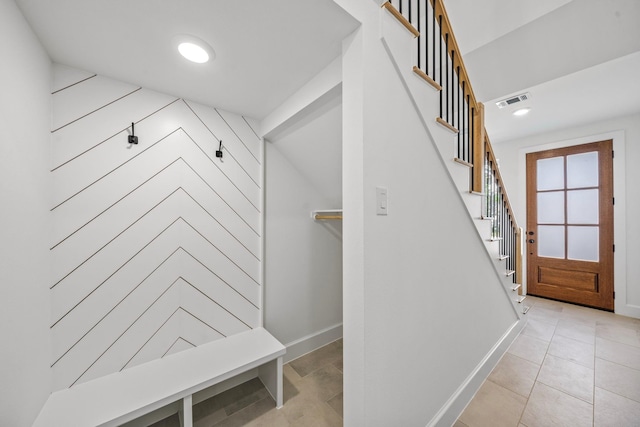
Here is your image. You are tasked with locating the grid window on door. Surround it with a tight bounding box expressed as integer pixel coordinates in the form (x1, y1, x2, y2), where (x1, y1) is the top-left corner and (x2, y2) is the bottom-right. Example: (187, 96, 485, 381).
(536, 151, 599, 262)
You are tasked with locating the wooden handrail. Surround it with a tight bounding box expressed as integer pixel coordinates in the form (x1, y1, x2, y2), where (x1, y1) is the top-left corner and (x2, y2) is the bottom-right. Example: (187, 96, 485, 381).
(430, 0, 523, 285)
(428, 1, 521, 225)
(386, 0, 524, 287)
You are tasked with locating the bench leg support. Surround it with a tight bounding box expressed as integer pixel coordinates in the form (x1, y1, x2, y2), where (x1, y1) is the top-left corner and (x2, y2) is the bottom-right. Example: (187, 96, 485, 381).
(258, 356, 284, 408)
(178, 394, 193, 427)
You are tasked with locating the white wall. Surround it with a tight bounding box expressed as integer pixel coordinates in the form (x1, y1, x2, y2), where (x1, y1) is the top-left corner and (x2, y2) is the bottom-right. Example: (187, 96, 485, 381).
(264, 139, 343, 361)
(492, 113, 640, 318)
(49, 65, 263, 390)
(261, 57, 344, 360)
(339, 1, 520, 425)
(0, 0, 53, 425)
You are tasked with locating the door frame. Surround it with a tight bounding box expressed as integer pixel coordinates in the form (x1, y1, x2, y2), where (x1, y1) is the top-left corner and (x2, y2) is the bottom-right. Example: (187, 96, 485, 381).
(525, 140, 614, 310)
(515, 130, 633, 316)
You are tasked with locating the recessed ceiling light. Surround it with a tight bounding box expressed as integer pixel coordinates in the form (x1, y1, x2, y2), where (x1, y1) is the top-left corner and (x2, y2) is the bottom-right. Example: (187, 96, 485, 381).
(178, 42, 209, 63)
(513, 107, 531, 116)
(174, 35, 215, 64)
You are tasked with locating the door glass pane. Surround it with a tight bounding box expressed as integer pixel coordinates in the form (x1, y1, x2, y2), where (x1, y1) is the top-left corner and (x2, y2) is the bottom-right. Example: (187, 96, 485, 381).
(538, 225, 565, 258)
(568, 226, 599, 261)
(537, 157, 564, 191)
(567, 151, 598, 189)
(567, 189, 599, 224)
(538, 191, 564, 224)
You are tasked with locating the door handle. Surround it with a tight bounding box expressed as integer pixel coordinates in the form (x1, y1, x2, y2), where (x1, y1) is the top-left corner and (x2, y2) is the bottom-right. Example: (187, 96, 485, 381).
(528, 239, 535, 243)
(528, 231, 535, 235)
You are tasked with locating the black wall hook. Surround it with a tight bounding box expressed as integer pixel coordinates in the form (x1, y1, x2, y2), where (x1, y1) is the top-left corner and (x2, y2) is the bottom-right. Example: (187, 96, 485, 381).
(216, 140, 223, 161)
(128, 122, 138, 145)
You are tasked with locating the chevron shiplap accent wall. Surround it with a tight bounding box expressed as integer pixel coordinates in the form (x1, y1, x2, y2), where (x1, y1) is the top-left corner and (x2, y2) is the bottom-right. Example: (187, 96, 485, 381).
(49, 65, 262, 391)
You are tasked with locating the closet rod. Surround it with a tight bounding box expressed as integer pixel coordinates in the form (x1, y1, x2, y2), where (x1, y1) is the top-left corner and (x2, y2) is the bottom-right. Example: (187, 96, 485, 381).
(314, 214, 343, 220)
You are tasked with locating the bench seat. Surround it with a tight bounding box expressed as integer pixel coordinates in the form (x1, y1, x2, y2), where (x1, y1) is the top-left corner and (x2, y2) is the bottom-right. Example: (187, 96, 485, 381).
(33, 328, 285, 427)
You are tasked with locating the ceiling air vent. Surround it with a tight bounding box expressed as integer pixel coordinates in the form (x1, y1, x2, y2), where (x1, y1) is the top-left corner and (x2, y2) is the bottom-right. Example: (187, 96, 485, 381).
(496, 92, 531, 109)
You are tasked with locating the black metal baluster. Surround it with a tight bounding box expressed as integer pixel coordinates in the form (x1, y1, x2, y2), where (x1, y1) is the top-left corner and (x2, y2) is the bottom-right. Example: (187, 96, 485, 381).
(432, 3, 436, 80)
(493, 171, 496, 228)
(508, 215, 511, 271)
(502, 196, 506, 256)
(424, 0, 428, 74)
(511, 219, 515, 281)
(505, 217, 513, 270)
(498, 185, 501, 241)
(439, 14, 443, 119)
(513, 223, 516, 278)
(457, 66, 461, 159)
(417, 0, 421, 70)
(462, 82, 466, 160)
(496, 184, 500, 242)
(469, 96, 473, 169)
(511, 219, 515, 280)
(493, 172, 498, 237)
(445, 33, 449, 122)
(500, 193, 504, 255)
(450, 49, 454, 126)
(471, 106, 476, 189)
(512, 220, 516, 277)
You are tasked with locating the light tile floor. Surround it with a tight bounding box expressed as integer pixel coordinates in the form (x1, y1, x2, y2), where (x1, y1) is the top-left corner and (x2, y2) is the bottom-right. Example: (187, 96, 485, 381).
(150, 296, 640, 427)
(150, 339, 343, 427)
(456, 296, 640, 427)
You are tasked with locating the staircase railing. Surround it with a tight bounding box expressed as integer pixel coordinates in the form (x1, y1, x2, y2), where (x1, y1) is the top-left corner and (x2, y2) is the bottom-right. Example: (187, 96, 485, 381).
(483, 136, 523, 285)
(382, 0, 523, 288)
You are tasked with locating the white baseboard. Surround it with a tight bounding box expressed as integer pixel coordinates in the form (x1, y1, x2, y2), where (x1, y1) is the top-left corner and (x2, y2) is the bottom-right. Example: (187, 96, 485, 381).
(283, 323, 343, 364)
(427, 316, 528, 427)
(616, 303, 640, 319)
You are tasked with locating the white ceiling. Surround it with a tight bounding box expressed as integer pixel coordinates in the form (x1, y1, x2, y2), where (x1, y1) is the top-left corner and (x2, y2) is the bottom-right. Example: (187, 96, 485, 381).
(445, 0, 573, 56)
(15, 0, 358, 120)
(445, 0, 640, 143)
(13, 0, 640, 206)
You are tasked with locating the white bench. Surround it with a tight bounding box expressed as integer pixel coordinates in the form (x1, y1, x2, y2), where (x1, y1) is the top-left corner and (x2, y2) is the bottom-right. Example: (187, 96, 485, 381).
(33, 328, 285, 427)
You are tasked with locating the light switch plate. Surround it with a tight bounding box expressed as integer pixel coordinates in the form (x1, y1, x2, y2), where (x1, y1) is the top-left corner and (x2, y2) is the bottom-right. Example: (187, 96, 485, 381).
(376, 186, 388, 215)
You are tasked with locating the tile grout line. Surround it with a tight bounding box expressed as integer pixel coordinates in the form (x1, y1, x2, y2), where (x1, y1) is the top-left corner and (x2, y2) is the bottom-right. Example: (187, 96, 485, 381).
(517, 317, 554, 427)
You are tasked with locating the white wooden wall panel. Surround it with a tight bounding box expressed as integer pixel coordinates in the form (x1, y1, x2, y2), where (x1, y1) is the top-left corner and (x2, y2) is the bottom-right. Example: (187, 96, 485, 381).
(216, 109, 262, 162)
(51, 143, 260, 254)
(51, 186, 259, 295)
(186, 102, 261, 184)
(51, 89, 177, 169)
(164, 338, 196, 358)
(52, 243, 185, 364)
(51, 213, 185, 327)
(181, 165, 261, 256)
(173, 102, 261, 208)
(52, 255, 184, 389)
(123, 305, 227, 370)
(51, 216, 259, 343)
(243, 116, 262, 141)
(50, 67, 262, 390)
(125, 290, 240, 369)
(51, 63, 94, 93)
(52, 75, 139, 131)
(52, 214, 260, 388)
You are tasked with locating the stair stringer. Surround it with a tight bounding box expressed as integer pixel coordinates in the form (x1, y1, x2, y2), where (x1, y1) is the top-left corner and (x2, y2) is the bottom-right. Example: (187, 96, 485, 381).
(379, 10, 527, 317)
